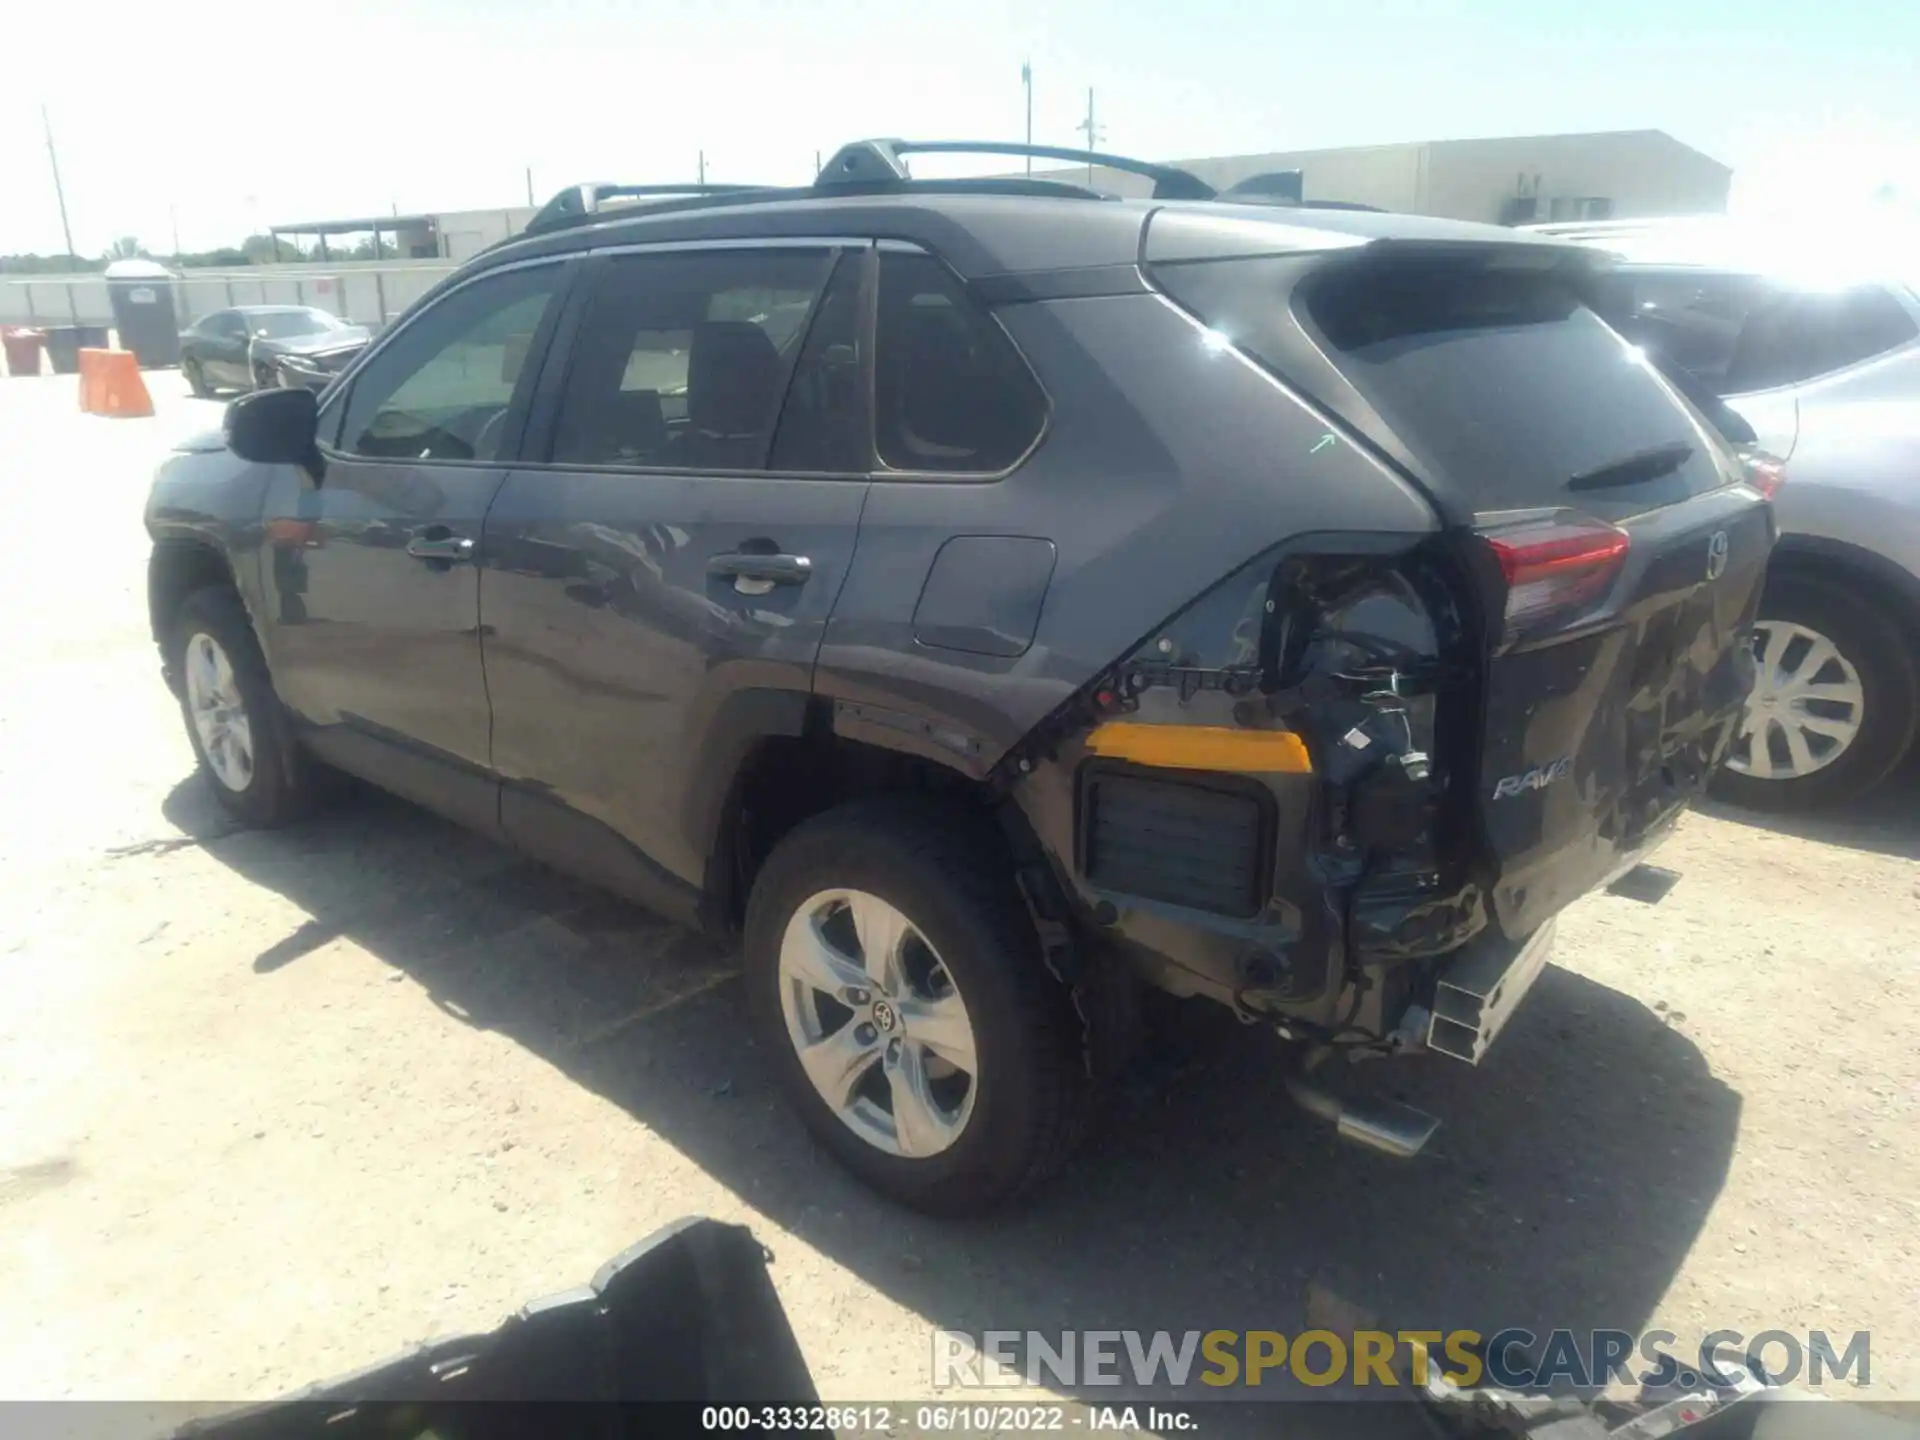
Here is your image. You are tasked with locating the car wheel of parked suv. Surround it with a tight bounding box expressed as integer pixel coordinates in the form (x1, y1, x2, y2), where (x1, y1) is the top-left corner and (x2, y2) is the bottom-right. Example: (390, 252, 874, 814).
(171, 586, 319, 828)
(1714, 573, 1919, 811)
(743, 799, 1089, 1215)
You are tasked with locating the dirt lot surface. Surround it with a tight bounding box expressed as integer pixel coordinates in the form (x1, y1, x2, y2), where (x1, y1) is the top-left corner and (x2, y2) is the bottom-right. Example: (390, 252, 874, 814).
(2, 376, 1917, 1416)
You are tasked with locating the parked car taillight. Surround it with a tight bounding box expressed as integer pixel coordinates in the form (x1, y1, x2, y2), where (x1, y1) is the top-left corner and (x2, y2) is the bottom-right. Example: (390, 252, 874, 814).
(1480, 515, 1632, 642)
(1739, 450, 1787, 500)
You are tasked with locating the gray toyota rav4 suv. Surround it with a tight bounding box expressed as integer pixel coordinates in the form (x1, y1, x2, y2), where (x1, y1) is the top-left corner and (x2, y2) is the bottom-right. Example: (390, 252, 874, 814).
(145, 140, 1773, 1212)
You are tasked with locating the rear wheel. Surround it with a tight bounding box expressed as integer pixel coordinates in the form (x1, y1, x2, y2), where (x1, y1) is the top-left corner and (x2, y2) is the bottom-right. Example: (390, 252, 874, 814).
(183, 357, 211, 397)
(744, 799, 1089, 1214)
(252, 359, 277, 391)
(1714, 573, 1918, 811)
(170, 586, 320, 827)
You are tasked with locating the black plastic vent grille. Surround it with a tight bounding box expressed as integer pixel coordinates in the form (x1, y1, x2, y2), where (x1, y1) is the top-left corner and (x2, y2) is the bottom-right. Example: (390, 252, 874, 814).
(1081, 769, 1268, 918)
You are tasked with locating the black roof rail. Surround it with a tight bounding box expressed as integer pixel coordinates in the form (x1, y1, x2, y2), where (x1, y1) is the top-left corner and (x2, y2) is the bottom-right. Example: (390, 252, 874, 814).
(815, 139, 1217, 200)
(525, 181, 776, 236)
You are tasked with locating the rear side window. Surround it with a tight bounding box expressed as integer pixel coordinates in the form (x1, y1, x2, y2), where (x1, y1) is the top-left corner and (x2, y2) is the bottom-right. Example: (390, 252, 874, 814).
(768, 253, 869, 473)
(550, 249, 834, 471)
(875, 252, 1046, 473)
(1299, 259, 1731, 520)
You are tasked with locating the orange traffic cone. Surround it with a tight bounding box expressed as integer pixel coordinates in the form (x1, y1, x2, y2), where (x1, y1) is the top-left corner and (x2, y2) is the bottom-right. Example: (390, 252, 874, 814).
(78, 348, 154, 418)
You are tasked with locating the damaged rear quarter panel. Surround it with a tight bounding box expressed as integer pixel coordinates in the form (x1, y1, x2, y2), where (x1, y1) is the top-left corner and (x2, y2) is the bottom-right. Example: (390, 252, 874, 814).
(811, 288, 1440, 772)
(812, 288, 1448, 1020)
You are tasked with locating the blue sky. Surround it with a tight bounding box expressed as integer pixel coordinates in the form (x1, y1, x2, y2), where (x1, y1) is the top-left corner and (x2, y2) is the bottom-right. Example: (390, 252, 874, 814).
(1, 0, 1915, 253)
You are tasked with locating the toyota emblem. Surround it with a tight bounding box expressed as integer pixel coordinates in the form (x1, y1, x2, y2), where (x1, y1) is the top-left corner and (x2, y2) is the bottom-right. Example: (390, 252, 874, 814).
(1705, 530, 1730, 582)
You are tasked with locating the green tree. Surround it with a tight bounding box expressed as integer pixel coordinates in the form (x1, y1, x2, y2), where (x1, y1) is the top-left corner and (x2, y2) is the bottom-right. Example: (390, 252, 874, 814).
(104, 236, 147, 260)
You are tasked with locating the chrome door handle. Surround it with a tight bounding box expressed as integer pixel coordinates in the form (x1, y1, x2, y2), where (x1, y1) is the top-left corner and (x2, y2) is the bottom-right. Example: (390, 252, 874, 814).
(708, 551, 812, 595)
(407, 531, 475, 564)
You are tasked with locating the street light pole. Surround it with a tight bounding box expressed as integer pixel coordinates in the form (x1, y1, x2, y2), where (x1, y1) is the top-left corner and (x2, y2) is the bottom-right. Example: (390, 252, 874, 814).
(1021, 61, 1033, 173)
(1076, 88, 1103, 187)
(41, 104, 78, 262)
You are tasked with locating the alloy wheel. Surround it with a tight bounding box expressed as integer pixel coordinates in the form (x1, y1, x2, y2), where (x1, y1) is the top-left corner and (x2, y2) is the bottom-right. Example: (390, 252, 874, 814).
(1727, 619, 1865, 781)
(184, 631, 256, 792)
(776, 889, 979, 1158)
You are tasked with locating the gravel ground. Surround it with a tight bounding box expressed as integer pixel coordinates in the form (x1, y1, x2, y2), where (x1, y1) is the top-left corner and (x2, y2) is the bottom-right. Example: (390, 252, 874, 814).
(1, 375, 1916, 1415)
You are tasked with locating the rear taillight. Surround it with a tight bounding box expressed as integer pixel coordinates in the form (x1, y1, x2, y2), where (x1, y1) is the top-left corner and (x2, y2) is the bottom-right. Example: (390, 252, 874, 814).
(1481, 515, 1631, 639)
(1739, 451, 1786, 500)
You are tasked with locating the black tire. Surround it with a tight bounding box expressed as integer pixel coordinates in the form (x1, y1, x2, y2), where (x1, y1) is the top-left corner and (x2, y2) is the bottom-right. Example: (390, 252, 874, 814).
(169, 585, 319, 827)
(183, 357, 211, 397)
(744, 799, 1090, 1215)
(1711, 572, 1919, 811)
(252, 359, 277, 391)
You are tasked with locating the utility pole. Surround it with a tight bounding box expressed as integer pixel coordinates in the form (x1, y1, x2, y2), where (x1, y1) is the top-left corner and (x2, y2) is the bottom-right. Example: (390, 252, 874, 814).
(41, 104, 78, 261)
(1021, 61, 1033, 172)
(698, 149, 706, 185)
(170, 204, 182, 262)
(815, 149, 822, 179)
(1076, 88, 1104, 187)
(525, 167, 535, 205)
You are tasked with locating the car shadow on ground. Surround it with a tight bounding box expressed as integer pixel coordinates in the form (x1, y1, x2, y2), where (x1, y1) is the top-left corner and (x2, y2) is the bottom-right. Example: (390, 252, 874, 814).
(163, 777, 1739, 1423)
(1696, 756, 1920, 862)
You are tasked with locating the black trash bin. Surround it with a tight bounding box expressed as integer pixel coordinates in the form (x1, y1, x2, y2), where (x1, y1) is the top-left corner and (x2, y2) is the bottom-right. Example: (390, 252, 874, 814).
(42, 324, 111, 374)
(105, 258, 182, 366)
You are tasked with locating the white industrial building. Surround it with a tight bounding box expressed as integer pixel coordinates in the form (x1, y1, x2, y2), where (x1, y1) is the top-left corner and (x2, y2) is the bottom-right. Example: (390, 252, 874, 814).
(1036, 129, 1732, 224)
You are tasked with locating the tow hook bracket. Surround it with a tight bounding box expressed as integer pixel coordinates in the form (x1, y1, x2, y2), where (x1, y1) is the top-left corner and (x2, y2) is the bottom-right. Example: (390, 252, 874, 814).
(1429, 919, 1558, 1065)
(1283, 1072, 1440, 1159)
(1605, 863, 1682, 905)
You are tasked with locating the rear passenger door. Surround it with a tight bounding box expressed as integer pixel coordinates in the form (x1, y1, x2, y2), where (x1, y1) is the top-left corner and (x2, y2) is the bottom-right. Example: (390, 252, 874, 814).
(479, 243, 871, 913)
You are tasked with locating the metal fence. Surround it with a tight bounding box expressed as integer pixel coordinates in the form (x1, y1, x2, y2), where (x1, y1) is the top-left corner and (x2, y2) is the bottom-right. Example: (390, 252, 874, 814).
(1, 261, 461, 333)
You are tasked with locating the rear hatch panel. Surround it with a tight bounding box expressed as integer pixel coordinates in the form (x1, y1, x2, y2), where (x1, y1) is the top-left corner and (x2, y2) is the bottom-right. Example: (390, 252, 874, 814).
(1144, 215, 1773, 945)
(1471, 489, 1768, 937)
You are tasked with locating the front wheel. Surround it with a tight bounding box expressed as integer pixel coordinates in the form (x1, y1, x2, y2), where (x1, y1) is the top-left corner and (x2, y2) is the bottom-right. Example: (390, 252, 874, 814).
(252, 359, 277, 391)
(1713, 573, 1918, 811)
(183, 357, 212, 397)
(744, 799, 1090, 1214)
(170, 586, 320, 827)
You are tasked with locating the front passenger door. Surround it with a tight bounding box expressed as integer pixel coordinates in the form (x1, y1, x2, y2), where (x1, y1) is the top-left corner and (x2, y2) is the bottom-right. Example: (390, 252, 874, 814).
(261, 259, 571, 834)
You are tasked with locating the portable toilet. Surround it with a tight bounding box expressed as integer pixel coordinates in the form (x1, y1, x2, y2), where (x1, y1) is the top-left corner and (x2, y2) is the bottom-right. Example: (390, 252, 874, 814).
(104, 258, 182, 367)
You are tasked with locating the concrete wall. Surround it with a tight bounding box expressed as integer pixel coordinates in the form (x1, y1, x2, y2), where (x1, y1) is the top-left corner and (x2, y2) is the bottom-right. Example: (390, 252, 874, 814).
(1, 258, 459, 331)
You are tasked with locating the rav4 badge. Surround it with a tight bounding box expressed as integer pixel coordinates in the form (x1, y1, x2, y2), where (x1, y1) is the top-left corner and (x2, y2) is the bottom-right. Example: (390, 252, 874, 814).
(1492, 756, 1573, 799)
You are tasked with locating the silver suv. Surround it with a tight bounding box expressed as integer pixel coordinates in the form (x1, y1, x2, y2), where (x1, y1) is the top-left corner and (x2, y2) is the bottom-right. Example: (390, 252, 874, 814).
(1535, 216, 1920, 809)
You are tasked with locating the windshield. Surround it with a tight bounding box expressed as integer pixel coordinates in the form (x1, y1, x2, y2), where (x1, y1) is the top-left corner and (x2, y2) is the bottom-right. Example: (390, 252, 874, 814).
(248, 309, 346, 339)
